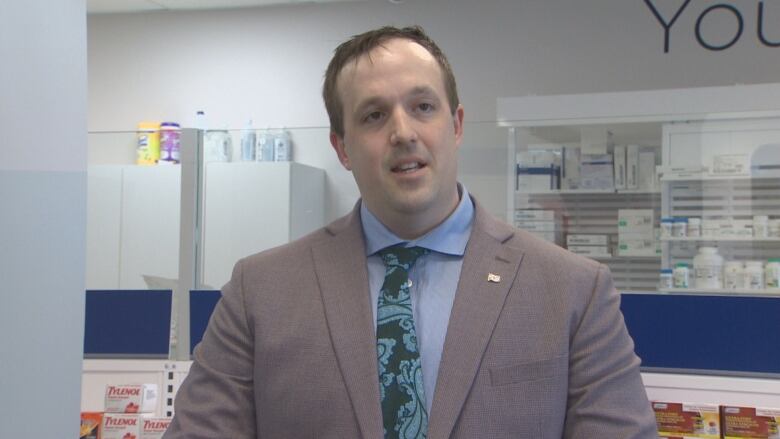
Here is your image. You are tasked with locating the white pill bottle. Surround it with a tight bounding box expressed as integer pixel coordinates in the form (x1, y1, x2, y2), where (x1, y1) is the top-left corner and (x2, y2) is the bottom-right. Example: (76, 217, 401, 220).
(693, 247, 723, 289)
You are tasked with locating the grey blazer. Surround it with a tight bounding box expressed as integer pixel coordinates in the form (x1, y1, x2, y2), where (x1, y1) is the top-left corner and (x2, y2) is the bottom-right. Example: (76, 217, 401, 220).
(165, 199, 658, 439)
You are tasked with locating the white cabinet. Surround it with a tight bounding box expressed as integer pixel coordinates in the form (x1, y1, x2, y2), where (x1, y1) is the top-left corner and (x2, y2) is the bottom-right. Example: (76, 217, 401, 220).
(201, 162, 324, 289)
(85, 162, 325, 291)
(86, 165, 181, 290)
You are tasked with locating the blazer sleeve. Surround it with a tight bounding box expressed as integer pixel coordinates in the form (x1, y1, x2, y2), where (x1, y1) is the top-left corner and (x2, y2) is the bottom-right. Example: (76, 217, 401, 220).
(563, 264, 659, 439)
(163, 258, 257, 439)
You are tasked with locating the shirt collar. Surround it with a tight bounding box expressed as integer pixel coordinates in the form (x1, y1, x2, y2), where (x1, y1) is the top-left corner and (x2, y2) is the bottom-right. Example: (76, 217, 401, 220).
(360, 184, 474, 257)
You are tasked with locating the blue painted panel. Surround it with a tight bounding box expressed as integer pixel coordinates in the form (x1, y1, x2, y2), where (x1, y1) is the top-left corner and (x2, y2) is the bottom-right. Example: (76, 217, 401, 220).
(621, 293, 780, 374)
(190, 290, 222, 355)
(84, 290, 171, 357)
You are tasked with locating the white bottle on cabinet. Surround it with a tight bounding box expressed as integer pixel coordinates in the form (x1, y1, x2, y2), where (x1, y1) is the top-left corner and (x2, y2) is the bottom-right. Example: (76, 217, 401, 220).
(693, 247, 723, 289)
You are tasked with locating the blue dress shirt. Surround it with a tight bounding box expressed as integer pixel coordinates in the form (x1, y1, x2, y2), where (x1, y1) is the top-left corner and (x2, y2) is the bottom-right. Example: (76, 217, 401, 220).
(360, 184, 475, 415)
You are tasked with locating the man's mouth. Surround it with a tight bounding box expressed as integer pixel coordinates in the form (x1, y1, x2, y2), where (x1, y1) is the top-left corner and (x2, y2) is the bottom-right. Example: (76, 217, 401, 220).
(392, 162, 425, 173)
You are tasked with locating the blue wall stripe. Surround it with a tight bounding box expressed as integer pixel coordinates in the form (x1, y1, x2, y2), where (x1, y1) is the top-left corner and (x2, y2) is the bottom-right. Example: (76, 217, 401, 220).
(621, 293, 780, 375)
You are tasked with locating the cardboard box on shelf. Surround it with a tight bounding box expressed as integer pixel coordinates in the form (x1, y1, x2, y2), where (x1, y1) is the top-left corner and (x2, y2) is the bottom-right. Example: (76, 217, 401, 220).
(514, 209, 558, 221)
(652, 401, 721, 439)
(514, 220, 561, 232)
(579, 153, 614, 190)
(721, 405, 780, 439)
(102, 414, 140, 439)
(614, 145, 626, 190)
(104, 384, 158, 414)
(567, 245, 611, 257)
(626, 144, 639, 189)
(526, 230, 563, 244)
(567, 234, 609, 246)
(140, 417, 172, 439)
(618, 209, 654, 232)
(638, 150, 658, 190)
(80, 412, 102, 439)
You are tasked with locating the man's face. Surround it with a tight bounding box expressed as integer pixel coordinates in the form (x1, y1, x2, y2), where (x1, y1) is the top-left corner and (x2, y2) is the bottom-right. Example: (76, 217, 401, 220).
(330, 38, 464, 235)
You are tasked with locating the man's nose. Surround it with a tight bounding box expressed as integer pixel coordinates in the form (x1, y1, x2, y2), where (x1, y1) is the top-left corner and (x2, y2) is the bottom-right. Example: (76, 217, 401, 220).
(389, 108, 417, 146)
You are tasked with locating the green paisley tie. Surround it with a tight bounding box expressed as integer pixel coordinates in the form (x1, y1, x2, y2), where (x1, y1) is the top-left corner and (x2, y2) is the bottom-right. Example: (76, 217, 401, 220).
(376, 245, 429, 439)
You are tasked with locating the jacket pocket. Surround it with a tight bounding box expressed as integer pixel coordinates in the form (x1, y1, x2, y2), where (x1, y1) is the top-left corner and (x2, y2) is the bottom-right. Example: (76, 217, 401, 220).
(489, 355, 568, 386)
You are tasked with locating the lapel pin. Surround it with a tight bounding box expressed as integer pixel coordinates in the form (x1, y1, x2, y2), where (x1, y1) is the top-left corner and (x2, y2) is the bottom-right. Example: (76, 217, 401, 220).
(487, 273, 501, 283)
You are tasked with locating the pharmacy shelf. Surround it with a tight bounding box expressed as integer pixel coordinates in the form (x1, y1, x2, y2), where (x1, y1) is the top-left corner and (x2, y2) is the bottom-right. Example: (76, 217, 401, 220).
(589, 255, 661, 261)
(658, 288, 780, 297)
(518, 189, 660, 196)
(661, 174, 780, 182)
(661, 237, 780, 242)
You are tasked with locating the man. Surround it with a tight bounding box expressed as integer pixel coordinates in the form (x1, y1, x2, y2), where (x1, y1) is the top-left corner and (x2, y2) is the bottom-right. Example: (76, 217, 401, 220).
(165, 26, 658, 439)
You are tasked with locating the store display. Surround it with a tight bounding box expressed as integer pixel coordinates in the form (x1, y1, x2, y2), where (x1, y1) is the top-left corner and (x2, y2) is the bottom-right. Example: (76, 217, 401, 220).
(712, 154, 750, 175)
(159, 122, 180, 164)
(240, 120, 256, 161)
(638, 150, 658, 190)
(673, 263, 689, 288)
(721, 405, 780, 439)
(652, 401, 721, 439)
(693, 247, 723, 289)
(767, 258, 780, 289)
(104, 384, 158, 414)
(80, 412, 102, 439)
(136, 122, 160, 165)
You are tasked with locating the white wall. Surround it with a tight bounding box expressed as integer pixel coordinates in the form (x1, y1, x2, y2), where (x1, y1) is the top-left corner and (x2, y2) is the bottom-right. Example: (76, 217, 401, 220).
(87, 0, 780, 219)
(0, 0, 87, 437)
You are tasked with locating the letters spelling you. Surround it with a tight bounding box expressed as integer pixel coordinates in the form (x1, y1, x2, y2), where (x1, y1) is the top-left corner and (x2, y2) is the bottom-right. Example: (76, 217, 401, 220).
(645, 0, 780, 53)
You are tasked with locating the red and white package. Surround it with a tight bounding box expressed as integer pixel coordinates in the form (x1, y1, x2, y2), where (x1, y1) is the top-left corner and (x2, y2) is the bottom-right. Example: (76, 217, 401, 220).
(101, 414, 139, 439)
(104, 384, 158, 413)
(140, 417, 172, 439)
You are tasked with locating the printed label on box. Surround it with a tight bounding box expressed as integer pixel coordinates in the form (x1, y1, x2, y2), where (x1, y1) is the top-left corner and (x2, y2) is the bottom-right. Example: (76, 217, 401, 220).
(102, 414, 140, 439)
(105, 384, 158, 413)
(567, 234, 608, 246)
(722, 405, 780, 439)
(653, 402, 720, 438)
(140, 417, 172, 439)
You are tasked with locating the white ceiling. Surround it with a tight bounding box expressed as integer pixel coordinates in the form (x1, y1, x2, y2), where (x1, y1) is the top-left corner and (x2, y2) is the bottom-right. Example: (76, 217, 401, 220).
(86, 0, 369, 14)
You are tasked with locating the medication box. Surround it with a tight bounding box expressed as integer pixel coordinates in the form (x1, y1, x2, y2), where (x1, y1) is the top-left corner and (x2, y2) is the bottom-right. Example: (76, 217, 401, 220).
(102, 414, 140, 439)
(567, 234, 608, 246)
(105, 384, 158, 413)
(140, 417, 172, 439)
(567, 245, 611, 257)
(652, 402, 721, 438)
(514, 220, 560, 232)
(618, 209, 654, 232)
(721, 405, 780, 439)
(514, 209, 558, 221)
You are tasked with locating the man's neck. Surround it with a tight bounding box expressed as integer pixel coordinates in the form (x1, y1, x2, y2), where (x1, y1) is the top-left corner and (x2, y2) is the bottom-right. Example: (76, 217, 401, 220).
(372, 191, 461, 240)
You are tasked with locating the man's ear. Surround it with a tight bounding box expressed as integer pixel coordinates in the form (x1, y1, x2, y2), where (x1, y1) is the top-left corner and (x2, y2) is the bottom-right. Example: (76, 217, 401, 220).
(453, 104, 465, 148)
(330, 131, 352, 170)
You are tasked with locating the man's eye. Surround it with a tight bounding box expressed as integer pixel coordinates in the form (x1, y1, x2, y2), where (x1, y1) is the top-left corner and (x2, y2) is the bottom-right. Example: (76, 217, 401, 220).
(418, 102, 435, 113)
(363, 111, 383, 123)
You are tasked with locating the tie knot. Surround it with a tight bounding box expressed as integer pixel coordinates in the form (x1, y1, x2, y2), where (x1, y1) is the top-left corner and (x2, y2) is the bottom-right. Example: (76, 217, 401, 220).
(379, 245, 429, 269)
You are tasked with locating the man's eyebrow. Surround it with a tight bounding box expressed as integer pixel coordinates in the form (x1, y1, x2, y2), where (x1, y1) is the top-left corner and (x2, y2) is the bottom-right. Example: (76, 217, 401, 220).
(409, 85, 437, 97)
(353, 96, 386, 114)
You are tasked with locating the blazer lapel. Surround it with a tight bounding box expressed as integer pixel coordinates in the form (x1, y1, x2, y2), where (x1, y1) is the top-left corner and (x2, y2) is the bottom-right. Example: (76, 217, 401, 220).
(428, 205, 525, 439)
(312, 206, 383, 439)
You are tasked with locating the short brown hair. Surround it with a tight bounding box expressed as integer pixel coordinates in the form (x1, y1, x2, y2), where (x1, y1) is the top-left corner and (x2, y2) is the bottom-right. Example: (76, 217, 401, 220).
(323, 25, 460, 138)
